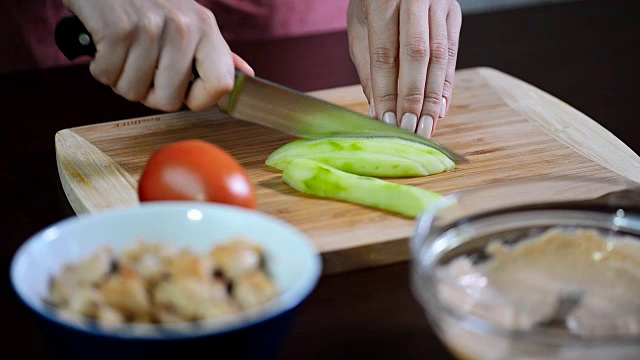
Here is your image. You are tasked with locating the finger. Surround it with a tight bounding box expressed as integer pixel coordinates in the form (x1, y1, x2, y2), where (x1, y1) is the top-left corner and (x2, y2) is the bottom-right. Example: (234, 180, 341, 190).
(143, 13, 199, 112)
(397, 0, 430, 134)
(418, 1, 449, 139)
(347, 12, 374, 118)
(352, 34, 375, 118)
(232, 52, 254, 76)
(442, 1, 462, 118)
(113, 19, 162, 102)
(367, 1, 401, 126)
(71, 3, 131, 86)
(89, 32, 131, 87)
(347, 0, 375, 117)
(185, 13, 235, 111)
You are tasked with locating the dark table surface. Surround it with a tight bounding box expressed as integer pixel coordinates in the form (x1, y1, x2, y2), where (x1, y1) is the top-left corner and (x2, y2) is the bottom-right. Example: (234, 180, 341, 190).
(3, 0, 639, 358)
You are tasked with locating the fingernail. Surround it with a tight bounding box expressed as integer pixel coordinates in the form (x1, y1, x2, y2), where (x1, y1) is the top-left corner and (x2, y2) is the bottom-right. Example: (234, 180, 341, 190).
(439, 98, 446, 118)
(418, 115, 434, 139)
(400, 113, 417, 132)
(369, 104, 374, 118)
(383, 111, 397, 126)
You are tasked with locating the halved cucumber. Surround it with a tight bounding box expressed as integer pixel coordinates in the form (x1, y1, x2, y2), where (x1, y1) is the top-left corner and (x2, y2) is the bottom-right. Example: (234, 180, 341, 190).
(282, 158, 442, 218)
(266, 137, 455, 178)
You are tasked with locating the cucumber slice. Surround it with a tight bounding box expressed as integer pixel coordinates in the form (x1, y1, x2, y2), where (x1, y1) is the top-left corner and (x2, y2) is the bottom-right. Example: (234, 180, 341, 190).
(282, 158, 442, 218)
(266, 137, 455, 178)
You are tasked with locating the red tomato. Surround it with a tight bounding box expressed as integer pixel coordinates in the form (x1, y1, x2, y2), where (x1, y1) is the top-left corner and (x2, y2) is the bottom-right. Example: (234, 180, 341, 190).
(138, 139, 257, 209)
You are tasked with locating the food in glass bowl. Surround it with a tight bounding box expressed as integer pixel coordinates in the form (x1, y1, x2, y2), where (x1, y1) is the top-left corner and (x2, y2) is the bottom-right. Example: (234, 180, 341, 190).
(410, 177, 640, 360)
(45, 239, 277, 327)
(437, 227, 640, 337)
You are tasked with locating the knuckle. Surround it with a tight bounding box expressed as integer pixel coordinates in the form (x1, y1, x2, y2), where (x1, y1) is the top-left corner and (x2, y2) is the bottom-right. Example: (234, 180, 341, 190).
(429, 41, 448, 63)
(146, 92, 185, 113)
(139, 15, 163, 39)
(442, 78, 453, 93)
(166, 10, 193, 38)
(216, 73, 235, 94)
(401, 93, 424, 108)
(119, 87, 147, 103)
(200, 72, 234, 103)
(404, 36, 429, 61)
(448, 44, 458, 59)
(90, 64, 116, 86)
(166, 103, 183, 112)
(376, 92, 397, 104)
(195, 7, 218, 28)
(157, 99, 183, 112)
(423, 91, 442, 106)
(110, 22, 136, 43)
(372, 46, 398, 70)
(185, 92, 213, 112)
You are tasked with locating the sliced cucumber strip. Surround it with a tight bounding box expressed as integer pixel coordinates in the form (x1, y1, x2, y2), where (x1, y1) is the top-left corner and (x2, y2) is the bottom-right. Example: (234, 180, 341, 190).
(282, 158, 442, 218)
(266, 137, 455, 178)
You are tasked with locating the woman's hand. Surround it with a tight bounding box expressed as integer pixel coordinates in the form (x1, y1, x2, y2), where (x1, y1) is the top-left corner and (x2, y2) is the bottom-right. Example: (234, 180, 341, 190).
(62, 0, 253, 112)
(347, 0, 462, 138)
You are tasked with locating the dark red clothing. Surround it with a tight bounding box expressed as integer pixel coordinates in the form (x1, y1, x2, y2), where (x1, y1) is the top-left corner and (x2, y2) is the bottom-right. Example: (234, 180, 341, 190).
(1, 0, 348, 74)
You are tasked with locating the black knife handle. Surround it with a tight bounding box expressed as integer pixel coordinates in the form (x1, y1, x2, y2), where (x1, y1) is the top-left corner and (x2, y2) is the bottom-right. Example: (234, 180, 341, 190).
(54, 15, 96, 60)
(54, 15, 200, 79)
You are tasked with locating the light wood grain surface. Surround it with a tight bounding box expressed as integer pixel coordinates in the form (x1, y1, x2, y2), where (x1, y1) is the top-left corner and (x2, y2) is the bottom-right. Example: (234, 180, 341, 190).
(55, 67, 640, 274)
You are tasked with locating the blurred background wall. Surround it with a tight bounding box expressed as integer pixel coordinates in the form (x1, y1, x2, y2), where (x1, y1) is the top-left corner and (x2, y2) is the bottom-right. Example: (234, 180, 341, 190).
(458, 0, 579, 14)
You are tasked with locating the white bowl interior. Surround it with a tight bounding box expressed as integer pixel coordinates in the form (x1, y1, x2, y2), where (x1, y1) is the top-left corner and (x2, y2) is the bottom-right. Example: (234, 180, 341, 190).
(11, 202, 321, 338)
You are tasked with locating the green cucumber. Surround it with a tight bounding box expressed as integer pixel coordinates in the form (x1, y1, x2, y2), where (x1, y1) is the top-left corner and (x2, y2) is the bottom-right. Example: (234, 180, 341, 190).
(266, 137, 455, 178)
(282, 158, 442, 218)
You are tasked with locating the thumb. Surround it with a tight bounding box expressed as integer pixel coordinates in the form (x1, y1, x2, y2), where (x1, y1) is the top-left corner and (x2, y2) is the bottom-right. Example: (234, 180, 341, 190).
(232, 52, 254, 76)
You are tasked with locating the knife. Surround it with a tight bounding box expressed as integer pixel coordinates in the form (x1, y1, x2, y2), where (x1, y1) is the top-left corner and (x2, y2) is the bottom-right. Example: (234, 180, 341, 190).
(55, 15, 467, 163)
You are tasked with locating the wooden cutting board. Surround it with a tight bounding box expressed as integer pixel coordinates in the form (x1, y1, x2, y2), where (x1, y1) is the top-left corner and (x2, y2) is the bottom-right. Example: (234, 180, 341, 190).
(55, 67, 640, 274)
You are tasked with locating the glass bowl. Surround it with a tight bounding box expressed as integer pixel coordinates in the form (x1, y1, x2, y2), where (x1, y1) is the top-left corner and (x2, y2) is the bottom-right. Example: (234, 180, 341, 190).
(410, 176, 640, 360)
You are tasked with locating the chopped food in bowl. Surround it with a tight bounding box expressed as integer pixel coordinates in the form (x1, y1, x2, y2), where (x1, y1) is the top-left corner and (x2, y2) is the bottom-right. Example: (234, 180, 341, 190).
(437, 227, 640, 336)
(11, 201, 321, 359)
(45, 239, 277, 328)
(410, 177, 640, 360)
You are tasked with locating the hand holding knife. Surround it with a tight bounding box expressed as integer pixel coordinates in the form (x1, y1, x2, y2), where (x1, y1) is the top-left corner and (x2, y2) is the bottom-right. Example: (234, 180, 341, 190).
(55, 15, 467, 163)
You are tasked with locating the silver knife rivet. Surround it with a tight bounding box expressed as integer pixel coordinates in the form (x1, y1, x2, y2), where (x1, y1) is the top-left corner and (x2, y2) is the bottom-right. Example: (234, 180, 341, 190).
(78, 33, 91, 46)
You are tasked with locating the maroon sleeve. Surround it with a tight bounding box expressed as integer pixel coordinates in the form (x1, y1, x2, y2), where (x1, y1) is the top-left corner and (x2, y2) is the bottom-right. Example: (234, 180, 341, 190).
(202, 0, 348, 41)
(0, 0, 86, 74)
(0, 0, 348, 74)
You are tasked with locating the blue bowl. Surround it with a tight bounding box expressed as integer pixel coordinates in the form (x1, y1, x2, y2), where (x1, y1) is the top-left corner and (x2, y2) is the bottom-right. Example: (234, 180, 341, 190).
(11, 202, 322, 359)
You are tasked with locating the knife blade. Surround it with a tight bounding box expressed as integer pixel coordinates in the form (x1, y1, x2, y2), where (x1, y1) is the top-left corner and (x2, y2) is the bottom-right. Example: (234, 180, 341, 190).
(219, 72, 467, 163)
(55, 15, 467, 163)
